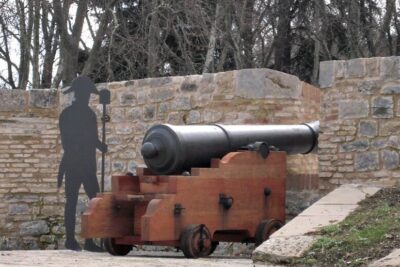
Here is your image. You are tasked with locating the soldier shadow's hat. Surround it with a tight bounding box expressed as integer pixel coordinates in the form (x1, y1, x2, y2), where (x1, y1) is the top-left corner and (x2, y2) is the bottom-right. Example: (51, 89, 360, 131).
(62, 76, 99, 95)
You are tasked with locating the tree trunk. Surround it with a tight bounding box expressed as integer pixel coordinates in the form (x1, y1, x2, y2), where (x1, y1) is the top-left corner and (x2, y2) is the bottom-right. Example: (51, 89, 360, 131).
(274, 0, 292, 73)
(203, 3, 220, 73)
(32, 0, 40, 89)
(147, 0, 160, 77)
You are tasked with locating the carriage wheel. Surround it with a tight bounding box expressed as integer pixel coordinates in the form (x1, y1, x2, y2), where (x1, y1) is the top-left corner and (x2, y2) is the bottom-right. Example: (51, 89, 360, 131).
(103, 238, 132, 256)
(180, 224, 213, 258)
(255, 219, 283, 246)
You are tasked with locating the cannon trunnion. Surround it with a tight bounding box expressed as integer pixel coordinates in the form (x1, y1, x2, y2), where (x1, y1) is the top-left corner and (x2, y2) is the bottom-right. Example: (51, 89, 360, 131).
(81, 150, 286, 258)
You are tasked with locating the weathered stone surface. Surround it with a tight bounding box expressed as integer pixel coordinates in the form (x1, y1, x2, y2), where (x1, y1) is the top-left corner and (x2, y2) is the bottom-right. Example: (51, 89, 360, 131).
(112, 161, 126, 172)
(381, 84, 400, 94)
(19, 220, 49, 236)
(319, 61, 335, 88)
(371, 138, 389, 149)
(235, 69, 301, 99)
(127, 107, 142, 120)
(148, 88, 175, 103)
(252, 236, 318, 263)
(338, 100, 369, 119)
(8, 204, 30, 215)
(235, 69, 266, 99)
(365, 57, 380, 77)
(380, 120, 400, 136)
(180, 82, 198, 92)
(380, 57, 400, 79)
(119, 92, 137, 106)
(186, 110, 201, 124)
(388, 136, 400, 148)
(29, 89, 58, 108)
(143, 106, 156, 120)
(369, 248, 400, 267)
(203, 110, 223, 123)
(0, 90, 27, 112)
(359, 120, 377, 137)
(358, 80, 381, 95)
(346, 58, 365, 78)
(172, 96, 191, 110)
(354, 152, 380, 171)
(372, 96, 393, 118)
(382, 150, 399, 170)
(148, 77, 172, 87)
(340, 139, 369, 152)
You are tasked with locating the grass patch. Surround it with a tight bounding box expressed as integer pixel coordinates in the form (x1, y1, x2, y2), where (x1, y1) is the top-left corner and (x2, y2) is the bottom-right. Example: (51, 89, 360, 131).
(292, 187, 400, 267)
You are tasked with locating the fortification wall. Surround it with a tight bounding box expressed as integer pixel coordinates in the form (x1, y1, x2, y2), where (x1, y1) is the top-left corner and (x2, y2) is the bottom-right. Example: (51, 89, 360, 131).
(0, 68, 320, 249)
(319, 57, 400, 191)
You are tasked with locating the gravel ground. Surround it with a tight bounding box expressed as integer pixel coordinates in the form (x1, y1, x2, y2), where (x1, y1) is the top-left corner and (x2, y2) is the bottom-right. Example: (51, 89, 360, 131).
(0, 250, 264, 267)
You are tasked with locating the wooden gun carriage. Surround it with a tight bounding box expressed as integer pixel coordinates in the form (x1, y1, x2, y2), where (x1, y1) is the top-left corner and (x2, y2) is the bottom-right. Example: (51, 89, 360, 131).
(81, 122, 319, 258)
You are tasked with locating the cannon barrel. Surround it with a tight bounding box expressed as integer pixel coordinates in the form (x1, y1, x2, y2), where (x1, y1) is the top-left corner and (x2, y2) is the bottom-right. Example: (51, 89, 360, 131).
(141, 121, 319, 175)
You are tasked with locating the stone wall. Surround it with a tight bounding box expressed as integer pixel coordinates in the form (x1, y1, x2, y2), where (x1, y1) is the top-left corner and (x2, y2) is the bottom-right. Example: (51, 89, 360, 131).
(319, 57, 400, 191)
(0, 68, 320, 249)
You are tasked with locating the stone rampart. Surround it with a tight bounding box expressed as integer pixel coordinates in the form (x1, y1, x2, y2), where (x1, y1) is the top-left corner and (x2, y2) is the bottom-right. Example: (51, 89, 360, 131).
(0, 68, 320, 249)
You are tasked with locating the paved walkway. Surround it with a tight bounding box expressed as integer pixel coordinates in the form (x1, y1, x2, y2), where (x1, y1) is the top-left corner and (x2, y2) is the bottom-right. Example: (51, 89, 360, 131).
(0, 250, 264, 267)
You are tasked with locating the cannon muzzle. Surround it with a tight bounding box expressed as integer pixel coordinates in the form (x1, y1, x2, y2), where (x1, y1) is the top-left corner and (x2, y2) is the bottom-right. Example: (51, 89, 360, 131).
(141, 121, 319, 175)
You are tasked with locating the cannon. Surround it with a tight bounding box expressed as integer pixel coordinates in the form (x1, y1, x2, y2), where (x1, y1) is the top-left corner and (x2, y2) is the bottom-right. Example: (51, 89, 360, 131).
(81, 122, 319, 258)
(141, 122, 319, 174)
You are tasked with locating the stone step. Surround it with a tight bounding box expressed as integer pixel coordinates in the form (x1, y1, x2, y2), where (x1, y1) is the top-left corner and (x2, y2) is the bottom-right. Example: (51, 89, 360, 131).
(252, 184, 381, 264)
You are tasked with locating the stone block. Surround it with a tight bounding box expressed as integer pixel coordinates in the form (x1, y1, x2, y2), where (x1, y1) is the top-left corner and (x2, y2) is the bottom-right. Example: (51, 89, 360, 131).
(380, 57, 400, 79)
(371, 138, 389, 149)
(380, 120, 400, 136)
(388, 135, 400, 148)
(143, 105, 156, 120)
(203, 110, 223, 123)
(29, 89, 58, 108)
(127, 107, 142, 121)
(335, 60, 346, 78)
(180, 81, 198, 92)
(235, 69, 301, 99)
(338, 100, 369, 119)
(148, 88, 175, 103)
(359, 120, 377, 137)
(0, 90, 27, 112)
(252, 235, 318, 263)
(20, 220, 49, 236)
(148, 77, 172, 88)
(372, 96, 393, 118)
(340, 139, 369, 152)
(381, 84, 400, 94)
(365, 57, 380, 77)
(357, 79, 381, 95)
(346, 58, 365, 78)
(171, 96, 191, 110)
(319, 61, 335, 88)
(382, 150, 399, 170)
(112, 161, 126, 172)
(8, 204, 30, 215)
(118, 92, 136, 106)
(186, 110, 201, 124)
(354, 152, 380, 171)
